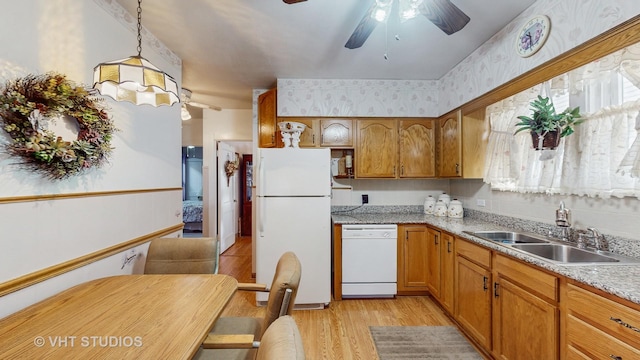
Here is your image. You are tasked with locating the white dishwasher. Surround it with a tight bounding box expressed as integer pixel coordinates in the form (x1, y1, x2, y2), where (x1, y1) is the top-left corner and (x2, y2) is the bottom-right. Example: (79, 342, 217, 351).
(342, 224, 397, 298)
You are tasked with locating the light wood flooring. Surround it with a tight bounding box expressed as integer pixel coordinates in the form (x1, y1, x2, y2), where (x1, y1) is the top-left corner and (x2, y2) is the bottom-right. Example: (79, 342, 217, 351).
(218, 236, 457, 359)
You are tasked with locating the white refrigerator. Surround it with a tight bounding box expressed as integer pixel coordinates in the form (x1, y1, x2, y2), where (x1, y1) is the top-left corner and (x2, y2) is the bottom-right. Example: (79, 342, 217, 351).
(255, 148, 331, 308)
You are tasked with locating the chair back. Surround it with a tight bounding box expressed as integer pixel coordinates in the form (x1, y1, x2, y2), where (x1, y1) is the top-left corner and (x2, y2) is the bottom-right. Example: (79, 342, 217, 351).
(143, 237, 219, 274)
(255, 316, 305, 360)
(261, 252, 301, 339)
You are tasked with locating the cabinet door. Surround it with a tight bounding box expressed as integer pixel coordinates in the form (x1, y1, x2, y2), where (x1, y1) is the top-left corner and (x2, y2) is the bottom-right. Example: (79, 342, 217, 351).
(258, 89, 278, 148)
(440, 233, 455, 314)
(438, 110, 462, 177)
(399, 119, 436, 178)
(493, 277, 558, 360)
(426, 227, 441, 298)
(356, 119, 398, 178)
(320, 119, 353, 147)
(455, 256, 492, 350)
(278, 118, 317, 147)
(398, 225, 429, 291)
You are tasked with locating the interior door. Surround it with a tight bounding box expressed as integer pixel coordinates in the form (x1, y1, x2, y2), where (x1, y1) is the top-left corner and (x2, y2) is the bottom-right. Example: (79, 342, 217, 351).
(240, 154, 253, 236)
(217, 142, 238, 253)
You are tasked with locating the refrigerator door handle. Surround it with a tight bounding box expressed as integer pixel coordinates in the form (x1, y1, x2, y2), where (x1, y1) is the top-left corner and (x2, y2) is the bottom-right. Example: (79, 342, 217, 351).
(259, 154, 265, 195)
(259, 196, 265, 236)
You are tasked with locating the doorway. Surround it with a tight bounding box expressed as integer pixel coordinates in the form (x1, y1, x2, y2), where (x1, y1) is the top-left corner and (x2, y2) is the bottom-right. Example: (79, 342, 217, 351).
(240, 154, 253, 236)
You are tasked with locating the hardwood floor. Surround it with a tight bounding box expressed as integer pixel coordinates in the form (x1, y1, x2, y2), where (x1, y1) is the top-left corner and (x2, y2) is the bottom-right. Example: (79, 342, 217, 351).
(218, 236, 457, 359)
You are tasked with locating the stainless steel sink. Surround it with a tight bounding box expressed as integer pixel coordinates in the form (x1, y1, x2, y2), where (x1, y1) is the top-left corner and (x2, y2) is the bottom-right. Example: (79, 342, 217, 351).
(465, 231, 549, 244)
(464, 230, 640, 265)
(511, 244, 620, 263)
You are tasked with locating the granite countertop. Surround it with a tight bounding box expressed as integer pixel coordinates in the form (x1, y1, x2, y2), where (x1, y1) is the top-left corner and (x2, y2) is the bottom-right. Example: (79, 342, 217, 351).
(332, 211, 640, 305)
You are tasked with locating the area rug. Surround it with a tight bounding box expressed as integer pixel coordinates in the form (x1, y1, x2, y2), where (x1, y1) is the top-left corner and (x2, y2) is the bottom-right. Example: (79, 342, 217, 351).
(369, 326, 484, 359)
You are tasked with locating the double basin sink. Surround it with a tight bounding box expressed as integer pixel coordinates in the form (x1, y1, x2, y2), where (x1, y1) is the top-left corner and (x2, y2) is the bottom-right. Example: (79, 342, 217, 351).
(464, 231, 640, 265)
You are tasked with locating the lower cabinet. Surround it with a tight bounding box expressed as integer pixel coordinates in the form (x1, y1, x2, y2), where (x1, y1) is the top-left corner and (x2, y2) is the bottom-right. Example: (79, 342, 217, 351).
(426, 227, 441, 298)
(454, 238, 560, 359)
(455, 240, 492, 350)
(439, 233, 455, 314)
(565, 282, 640, 359)
(397, 225, 429, 293)
(492, 255, 559, 360)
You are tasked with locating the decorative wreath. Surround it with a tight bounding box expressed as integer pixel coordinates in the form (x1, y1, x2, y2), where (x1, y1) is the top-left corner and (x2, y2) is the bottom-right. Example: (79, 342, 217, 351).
(0, 73, 117, 180)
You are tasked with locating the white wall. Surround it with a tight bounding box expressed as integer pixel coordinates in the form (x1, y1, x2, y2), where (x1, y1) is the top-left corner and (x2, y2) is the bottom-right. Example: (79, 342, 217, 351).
(201, 109, 252, 241)
(0, 0, 183, 317)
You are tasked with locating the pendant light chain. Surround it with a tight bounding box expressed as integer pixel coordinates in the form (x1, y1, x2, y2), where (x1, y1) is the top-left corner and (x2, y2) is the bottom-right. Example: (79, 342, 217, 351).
(136, 0, 143, 57)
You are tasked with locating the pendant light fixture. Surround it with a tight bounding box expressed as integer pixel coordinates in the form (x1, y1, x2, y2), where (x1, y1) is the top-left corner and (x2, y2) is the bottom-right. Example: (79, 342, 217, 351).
(92, 0, 179, 106)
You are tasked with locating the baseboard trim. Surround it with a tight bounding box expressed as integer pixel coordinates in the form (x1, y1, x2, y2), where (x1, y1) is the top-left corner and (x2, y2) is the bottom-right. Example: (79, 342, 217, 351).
(0, 223, 184, 297)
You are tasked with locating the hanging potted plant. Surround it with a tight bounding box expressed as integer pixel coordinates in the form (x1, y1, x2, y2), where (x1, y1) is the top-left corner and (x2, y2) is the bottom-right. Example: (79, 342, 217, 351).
(514, 95, 584, 150)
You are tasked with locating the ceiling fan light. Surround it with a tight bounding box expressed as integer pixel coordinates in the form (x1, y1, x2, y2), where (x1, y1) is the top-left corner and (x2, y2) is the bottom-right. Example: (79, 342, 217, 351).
(181, 105, 192, 121)
(399, 0, 423, 22)
(372, 0, 393, 22)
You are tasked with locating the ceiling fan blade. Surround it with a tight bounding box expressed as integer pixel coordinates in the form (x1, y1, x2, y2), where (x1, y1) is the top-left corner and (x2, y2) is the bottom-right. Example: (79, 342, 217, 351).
(344, 1, 380, 49)
(421, 0, 470, 35)
(188, 101, 222, 111)
(283, 0, 307, 4)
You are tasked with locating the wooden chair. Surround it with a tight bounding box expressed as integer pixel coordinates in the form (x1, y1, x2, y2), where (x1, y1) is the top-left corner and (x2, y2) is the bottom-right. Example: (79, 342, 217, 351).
(143, 237, 219, 274)
(194, 251, 302, 360)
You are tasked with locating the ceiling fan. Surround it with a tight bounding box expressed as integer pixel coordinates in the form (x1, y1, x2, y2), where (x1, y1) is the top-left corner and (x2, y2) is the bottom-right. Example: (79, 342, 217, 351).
(283, 0, 470, 49)
(180, 88, 221, 120)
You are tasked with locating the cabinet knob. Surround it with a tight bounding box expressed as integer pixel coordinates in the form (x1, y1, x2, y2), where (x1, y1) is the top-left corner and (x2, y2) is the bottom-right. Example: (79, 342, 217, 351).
(494, 282, 500, 297)
(609, 355, 622, 360)
(483, 276, 488, 291)
(455, 163, 460, 175)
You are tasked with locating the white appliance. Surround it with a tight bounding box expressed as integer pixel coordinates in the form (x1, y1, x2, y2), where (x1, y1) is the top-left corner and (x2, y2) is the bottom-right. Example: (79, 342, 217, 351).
(342, 224, 397, 298)
(255, 148, 332, 308)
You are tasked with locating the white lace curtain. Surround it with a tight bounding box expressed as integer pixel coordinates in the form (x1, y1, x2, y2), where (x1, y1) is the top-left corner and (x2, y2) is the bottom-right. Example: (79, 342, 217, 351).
(483, 42, 640, 198)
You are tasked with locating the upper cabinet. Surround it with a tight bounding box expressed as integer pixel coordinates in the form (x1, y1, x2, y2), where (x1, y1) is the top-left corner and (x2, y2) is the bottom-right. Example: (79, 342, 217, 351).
(258, 89, 278, 148)
(437, 109, 462, 178)
(399, 119, 436, 178)
(320, 119, 353, 147)
(356, 119, 398, 178)
(273, 117, 354, 148)
(461, 108, 487, 179)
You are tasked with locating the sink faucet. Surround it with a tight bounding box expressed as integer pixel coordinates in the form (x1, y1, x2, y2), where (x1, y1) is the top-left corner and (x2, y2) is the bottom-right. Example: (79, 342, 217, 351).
(587, 227, 607, 251)
(555, 201, 572, 242)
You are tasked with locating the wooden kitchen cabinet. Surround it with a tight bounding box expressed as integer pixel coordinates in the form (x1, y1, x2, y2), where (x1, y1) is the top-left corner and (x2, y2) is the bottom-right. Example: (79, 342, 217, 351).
(397, 224, 429, 294)
(356, 119, 398, 178)
(276, 117, 318, 147)
(437, 109, 462, 177)
(258, 88, 279, 148)
(274, 117, 353, 148)
(461, 108, 487, 179)
(321, 119, 353, 147)
(426, 227, 441, 298)
(492, 254, 559, 360)
(399, 119, 436, 178)
(455, 239, 492, 350)
(564, 282, 640, 359)
(440, 233, 455, 314)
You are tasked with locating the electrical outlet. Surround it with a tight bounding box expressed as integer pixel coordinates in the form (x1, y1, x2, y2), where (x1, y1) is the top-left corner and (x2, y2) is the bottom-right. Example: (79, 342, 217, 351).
(476, 199, 486, 207)
(362, 194, 369, 204)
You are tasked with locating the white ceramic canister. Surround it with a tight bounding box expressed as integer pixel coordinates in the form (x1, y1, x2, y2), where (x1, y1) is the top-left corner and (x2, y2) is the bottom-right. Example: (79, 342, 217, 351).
(447, 199, 464, 218)
(437, 193, 451, 207)
(434, 199, 448, 217)
(423, 196, 436, 214)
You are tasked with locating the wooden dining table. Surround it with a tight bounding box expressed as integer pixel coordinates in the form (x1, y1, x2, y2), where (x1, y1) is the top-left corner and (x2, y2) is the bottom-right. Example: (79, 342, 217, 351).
(0, 274, 238, 359)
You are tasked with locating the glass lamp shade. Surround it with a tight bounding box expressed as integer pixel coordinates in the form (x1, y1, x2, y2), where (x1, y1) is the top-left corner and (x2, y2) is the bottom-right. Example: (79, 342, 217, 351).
(93, 55, 179, 106)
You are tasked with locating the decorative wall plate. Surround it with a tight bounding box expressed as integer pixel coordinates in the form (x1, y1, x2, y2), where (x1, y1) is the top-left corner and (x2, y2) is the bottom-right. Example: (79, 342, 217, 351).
(515, 15, 551, 58)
